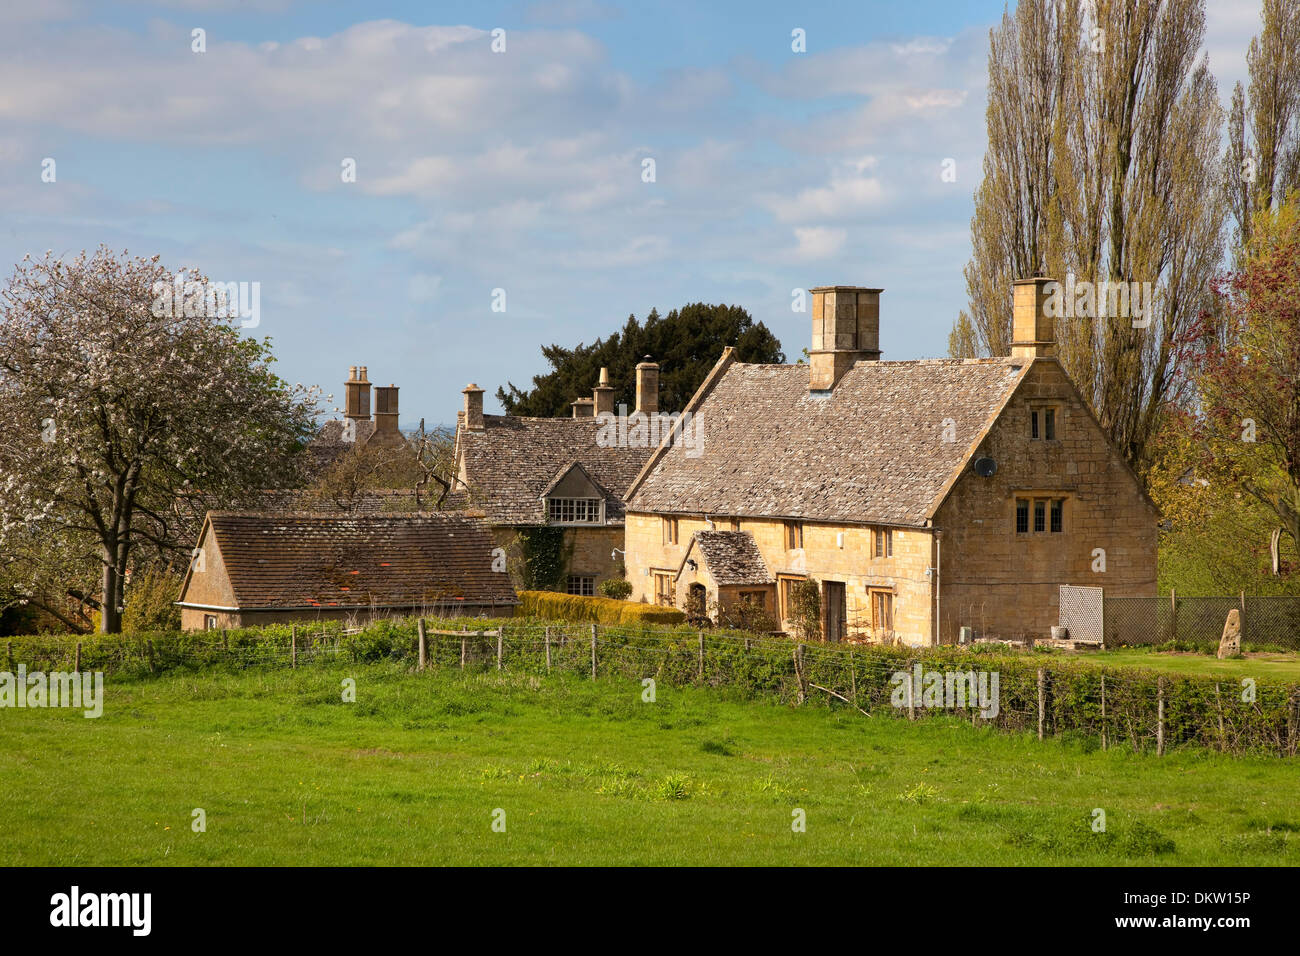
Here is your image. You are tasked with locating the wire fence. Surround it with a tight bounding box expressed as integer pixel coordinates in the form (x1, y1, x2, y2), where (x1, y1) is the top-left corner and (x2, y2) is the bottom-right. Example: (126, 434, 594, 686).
(5, 617, 1300, 758)
(1060, 588, 1300, 651)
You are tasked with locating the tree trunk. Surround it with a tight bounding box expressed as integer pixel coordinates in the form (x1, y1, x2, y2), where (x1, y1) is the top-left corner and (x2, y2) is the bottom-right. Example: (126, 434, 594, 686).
(100, 559, 121, 634)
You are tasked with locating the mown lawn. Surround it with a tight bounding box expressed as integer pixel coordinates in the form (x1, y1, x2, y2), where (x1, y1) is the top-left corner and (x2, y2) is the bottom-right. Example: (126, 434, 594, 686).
(1068, 647, 1300, 681)
(2, 664, 1298, 866)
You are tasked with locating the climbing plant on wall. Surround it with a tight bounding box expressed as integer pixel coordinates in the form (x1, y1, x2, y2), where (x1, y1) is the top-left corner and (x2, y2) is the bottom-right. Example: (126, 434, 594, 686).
(515, 527, 571, 592)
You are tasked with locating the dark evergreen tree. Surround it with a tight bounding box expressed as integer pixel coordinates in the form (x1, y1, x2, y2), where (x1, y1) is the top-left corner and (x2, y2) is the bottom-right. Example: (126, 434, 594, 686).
(495, 303, 785, 417)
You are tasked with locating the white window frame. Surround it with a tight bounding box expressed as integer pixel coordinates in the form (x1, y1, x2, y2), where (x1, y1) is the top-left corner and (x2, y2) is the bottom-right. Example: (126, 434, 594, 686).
(547, 497, 605, 525)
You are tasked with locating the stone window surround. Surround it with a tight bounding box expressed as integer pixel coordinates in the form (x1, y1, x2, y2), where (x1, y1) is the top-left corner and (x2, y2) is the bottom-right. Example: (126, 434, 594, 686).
(1029, 402, 1061, 441)
(652, 568, 676, 606)
(1013, 491, 1072, 534)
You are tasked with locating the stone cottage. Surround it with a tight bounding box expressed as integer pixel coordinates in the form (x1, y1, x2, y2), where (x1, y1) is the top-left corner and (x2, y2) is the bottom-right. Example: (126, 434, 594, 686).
(450, 363, 664, 595)
(176, 511, 517, 629)
(622, 279, 1158, 645)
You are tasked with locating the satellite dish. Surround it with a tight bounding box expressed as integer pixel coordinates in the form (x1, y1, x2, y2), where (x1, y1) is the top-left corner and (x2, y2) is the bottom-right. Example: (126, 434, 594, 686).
(974, 457, 997, 477)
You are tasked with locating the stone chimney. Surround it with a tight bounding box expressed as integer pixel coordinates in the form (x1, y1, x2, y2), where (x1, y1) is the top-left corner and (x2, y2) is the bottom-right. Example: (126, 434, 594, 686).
(571, 398, 595, 418)
(1011, 276, 1056, 360)
(374, 383, 400, 436)
(809, 286, 882, 391)
(462, 383, 484, 431)
(592, 367, 615, 416)
(635, 357, 659, 415)
(344, 365, 372, 422)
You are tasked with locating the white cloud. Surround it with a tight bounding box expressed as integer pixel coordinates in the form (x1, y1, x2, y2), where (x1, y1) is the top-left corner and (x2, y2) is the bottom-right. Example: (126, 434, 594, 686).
(791, 226, 847, 260)
(764, 158, 887, 222)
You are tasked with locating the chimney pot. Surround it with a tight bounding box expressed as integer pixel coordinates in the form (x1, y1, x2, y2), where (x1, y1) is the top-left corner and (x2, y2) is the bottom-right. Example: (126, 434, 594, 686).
(635, 357, 660, 415)
(462, 383, 484, 431)
(344, 364, 372, 422)
(593, 366, 615, 416)
(1011, 276, 1057, 359)
(808, 286, 883, 391)
(374, 384, 400, 437)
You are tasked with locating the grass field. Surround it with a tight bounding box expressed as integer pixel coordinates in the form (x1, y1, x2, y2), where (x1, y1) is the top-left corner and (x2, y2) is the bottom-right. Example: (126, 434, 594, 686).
(3, 663, 1299, 866)
(1068, 647, 1300, 680)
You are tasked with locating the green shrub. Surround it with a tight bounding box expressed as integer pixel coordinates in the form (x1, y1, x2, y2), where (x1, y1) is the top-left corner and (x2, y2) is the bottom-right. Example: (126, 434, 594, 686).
(121, 565, 182, 632)
(598, 578, 633, 600)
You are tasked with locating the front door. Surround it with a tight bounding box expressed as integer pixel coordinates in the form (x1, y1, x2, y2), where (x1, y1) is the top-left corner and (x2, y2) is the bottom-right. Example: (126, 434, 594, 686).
(823, 581, 846, 642)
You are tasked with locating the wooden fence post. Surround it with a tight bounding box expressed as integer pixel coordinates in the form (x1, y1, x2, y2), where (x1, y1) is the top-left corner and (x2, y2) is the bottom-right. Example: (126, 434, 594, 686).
(1215, 682, 1226, 752)
(850, 646, 857, 707)
(1240, 590, 1247, 644)
(417, 618, 427, 672)
(6, 640, 12, 671)
(496, 629, 504, 671)
(1037, 668, 1045, 740)
(544, 627, 552, 674)
(1288, 690, 1297, 758)
(907, 659, 916, 721)
(1170, 588, 1177, 643)
(1156, 677, 1168, 754)
(1100, 673, 1107, 751)
(590, 624, 597, 679)
(794, 644, 807, 706)
(697, 631, 705, 680)
(460, 633, 467, 670)
(291, 626, 297, 669)
(74, 641, 82, 672)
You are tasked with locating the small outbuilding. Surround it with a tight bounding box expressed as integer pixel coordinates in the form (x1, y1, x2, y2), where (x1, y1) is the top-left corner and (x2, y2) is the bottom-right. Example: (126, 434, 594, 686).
(176, 511, 518, 629)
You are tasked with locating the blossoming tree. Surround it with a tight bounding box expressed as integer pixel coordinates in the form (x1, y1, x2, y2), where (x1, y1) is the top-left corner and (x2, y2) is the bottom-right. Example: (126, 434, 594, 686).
(0, 247, 320, 633)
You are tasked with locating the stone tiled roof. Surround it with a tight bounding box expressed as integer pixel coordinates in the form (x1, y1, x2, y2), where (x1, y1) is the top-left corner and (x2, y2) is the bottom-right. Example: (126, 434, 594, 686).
(193, 512, 517, 610)
(628, 358, 1029, 527)
(681, 530, 771, 585)
(456, 415, 654, 526)
(253, 488, 469, 514)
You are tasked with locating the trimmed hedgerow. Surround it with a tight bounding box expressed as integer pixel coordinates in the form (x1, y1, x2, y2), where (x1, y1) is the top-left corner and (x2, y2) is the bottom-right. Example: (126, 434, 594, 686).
(516, 591, 685, 626)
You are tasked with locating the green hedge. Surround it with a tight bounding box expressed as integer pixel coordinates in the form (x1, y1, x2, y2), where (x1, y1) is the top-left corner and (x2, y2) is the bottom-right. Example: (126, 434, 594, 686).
(517, 590, 685, 626)
(6, 615, 1299, 757)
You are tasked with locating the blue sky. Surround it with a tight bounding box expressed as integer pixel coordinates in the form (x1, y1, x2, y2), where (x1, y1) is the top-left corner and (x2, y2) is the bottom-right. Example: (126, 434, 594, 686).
(0, 0, 1261, 425)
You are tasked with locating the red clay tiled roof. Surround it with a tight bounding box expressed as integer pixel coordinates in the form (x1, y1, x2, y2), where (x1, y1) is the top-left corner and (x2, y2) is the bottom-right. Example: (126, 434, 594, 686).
(204, 511, 517, 610)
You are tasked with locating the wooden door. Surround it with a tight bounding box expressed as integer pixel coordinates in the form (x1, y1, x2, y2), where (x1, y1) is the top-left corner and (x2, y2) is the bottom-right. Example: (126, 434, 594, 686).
(824, 581, 846, 642)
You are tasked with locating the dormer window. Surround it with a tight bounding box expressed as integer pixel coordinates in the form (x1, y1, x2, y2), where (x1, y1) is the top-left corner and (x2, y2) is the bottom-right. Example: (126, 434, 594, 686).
(548, 497, 603, 524)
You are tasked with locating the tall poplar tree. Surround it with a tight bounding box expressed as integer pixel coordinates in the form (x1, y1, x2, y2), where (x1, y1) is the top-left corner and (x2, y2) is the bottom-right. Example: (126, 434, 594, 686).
(952, 0, 1225, 475)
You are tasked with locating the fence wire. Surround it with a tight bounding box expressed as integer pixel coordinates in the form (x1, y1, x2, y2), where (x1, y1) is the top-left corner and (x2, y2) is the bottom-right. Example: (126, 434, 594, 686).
(1098, 594, 1300, 651)
(6, 617, 1299, 758)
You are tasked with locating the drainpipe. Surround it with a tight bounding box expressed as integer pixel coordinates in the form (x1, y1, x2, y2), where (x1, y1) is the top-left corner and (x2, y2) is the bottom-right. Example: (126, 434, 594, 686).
(933, 530, 942, 647)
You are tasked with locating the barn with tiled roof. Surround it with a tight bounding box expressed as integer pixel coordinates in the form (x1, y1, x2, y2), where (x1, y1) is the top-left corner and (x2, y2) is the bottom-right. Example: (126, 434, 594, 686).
(176, 511, 517, 629)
